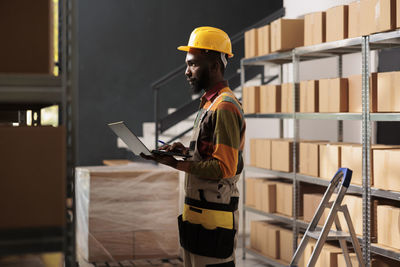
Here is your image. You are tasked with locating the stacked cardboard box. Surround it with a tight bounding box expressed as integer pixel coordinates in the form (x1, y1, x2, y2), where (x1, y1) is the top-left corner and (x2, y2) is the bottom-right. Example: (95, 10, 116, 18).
(299, 80, 319, 113)
(271, 139, 298, 172)
(246, 178, 257, 207)
(377, 71, 400, 112)
(244, 28, 258, 58)
(326, 5, 348, 42)
(250, 138, 271, 169)
(319, 143, 342, 180)
(281, 83, 298, 113)
(299, 141, 326, 177)
(257, 25, 270, 56)
(377, 205, 400, 250)
(303, 193, 330, 226)
(260, 85, 281, 113)
(304, 12, 326, 46)
(276, 182, 293, 217)
(0, 126, 66, 229)
(271, 18, 304, 52)
(303, 241, 343, 267)
(360, 0, 396, 36)
(348, 1, 362, 38)
(76, 164, 180, 261)
(246, 178, 277, 213)
(250, 221, 280, 258)
(347, 73, 378, 113)
(319, 78, 348, 112)
(373, 149, 400, 191)
(243, 86, 260, 114)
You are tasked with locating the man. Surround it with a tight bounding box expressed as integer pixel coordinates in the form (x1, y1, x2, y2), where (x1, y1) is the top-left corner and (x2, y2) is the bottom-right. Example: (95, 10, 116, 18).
(142, 26, 245, 267)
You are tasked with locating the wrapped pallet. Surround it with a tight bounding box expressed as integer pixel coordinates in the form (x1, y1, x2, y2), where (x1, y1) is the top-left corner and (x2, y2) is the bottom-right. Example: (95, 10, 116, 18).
(76, 163, 180, 262)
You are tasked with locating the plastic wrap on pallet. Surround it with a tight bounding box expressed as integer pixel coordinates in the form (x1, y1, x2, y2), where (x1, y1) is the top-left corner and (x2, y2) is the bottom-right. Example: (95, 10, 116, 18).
(76, 162, 181, 262)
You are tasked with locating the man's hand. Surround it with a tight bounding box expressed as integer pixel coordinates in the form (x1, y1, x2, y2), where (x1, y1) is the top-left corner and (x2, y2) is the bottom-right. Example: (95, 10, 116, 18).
(140, 152, 178, 168)
(159, 142, 189, 155)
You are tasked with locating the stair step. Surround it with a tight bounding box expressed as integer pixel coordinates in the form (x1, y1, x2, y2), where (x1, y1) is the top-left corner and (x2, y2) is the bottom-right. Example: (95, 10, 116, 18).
(307, 230, 350, 240)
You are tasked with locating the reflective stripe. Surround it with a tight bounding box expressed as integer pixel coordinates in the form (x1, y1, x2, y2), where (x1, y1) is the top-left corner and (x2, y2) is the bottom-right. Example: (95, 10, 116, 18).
(183, 204, 233, 230)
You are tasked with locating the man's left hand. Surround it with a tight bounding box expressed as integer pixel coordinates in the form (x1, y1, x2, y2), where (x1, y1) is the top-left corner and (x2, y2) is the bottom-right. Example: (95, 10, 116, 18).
(140, 153, 178, 168)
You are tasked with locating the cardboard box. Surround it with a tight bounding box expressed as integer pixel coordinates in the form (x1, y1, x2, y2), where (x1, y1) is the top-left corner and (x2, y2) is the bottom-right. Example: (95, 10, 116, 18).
(281, 83, 298, 113)
(250, 220, 262, 251)
(245, 178, 257, 207)
(326, 5, 348, 42)
(0, 126, 66, 229)
(260, 85, 281, 113)
(373, 149, 400, 191)
(304, 12, 326, 46)
(377, 71, 400, 112)
(257, 25, 270, 56)
(243, 86, 260, 114)
(319, 143, 342, 180)
(299, 142, 320, 177)
(250, 139, 257, 166)
(259, 222, 280, 258)
(255, 180, 276, 213)
(271, 139, 295, 172)
(255, 139, 271, 169)
(361, 0, 396, 35)
(319, 78, 348, 113)
(244, 28, 258, 58)
(276, 182, 293, 216)
(279, 227, 294, 263)
(338, 253, 361, 267)
(303, 193, 329, 226)
(348, 73, 378, 113)
(300, 80, 319, 113)
(0, 0, 55, 73)
(317, 245, 343, 267)
(348, 1, 361, 38)
(377, 205, 400, 249)
(271, 18, 304, 52)
(341, 144, 365, 186)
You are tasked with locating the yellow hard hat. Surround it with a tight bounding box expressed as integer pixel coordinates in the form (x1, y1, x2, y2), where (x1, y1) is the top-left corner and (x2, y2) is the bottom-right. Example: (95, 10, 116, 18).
(178, 26, 234, 58)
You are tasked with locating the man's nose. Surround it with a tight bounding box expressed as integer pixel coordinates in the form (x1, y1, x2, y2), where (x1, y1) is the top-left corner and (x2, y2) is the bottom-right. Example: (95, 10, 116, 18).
(185, 66, 191, 77)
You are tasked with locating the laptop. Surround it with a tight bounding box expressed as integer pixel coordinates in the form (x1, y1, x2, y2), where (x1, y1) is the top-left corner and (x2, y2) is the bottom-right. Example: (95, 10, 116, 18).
(108, 121, 190, 158)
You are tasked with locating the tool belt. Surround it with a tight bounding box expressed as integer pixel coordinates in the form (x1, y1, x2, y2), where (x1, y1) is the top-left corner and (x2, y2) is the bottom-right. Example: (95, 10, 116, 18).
(178, 197, 238, 258)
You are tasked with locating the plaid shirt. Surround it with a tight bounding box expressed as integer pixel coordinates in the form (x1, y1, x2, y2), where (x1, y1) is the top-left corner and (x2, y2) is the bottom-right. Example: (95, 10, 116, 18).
(188, 81, 246, 179)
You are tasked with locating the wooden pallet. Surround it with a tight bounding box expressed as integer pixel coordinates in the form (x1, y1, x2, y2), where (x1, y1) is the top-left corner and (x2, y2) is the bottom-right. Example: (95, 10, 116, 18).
(93, 258, 183, 267)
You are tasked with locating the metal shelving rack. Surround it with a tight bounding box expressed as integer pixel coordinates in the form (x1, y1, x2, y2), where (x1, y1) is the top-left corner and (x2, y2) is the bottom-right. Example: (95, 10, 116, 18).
(0, 1, 78, 266)
(241, 29, 400, 266)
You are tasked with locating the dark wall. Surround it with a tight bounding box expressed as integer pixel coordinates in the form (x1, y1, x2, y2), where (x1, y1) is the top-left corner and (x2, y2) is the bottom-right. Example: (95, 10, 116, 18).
(78, 0, 283, 165)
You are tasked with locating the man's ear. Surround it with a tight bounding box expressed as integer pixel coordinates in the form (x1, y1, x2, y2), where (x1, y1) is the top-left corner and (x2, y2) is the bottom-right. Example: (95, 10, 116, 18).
(210, 60, 220, 74)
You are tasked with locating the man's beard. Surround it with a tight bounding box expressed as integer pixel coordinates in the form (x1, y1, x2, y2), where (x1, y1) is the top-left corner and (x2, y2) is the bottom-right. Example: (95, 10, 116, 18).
(189, 68, 210, 94)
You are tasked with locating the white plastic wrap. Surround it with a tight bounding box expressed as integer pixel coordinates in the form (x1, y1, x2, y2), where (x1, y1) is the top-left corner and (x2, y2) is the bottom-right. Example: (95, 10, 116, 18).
(76, 162, 180, 262)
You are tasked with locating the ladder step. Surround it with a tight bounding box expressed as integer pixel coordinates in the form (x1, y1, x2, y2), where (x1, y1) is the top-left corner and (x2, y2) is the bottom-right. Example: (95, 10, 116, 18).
(307, 230, 350, 240)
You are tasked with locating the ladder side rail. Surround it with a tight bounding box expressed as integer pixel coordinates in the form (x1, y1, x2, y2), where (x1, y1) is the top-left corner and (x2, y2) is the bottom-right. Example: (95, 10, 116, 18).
(334, 212, 352, 267)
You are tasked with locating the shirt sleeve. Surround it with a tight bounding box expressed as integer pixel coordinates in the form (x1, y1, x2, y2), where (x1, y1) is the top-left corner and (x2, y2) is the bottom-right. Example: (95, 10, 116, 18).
(188, 101, 242, 179)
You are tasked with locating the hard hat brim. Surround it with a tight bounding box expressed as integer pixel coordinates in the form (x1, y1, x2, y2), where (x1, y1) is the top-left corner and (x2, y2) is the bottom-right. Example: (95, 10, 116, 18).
(177, 45, 234, 58)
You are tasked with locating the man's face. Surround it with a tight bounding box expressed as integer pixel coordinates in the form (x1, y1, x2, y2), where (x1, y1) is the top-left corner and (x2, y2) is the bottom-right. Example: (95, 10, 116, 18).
(185, 49, 210, 94)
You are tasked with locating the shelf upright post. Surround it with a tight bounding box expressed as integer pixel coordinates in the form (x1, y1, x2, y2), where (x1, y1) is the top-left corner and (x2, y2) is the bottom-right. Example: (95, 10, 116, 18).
(337, 55, 343, 142)
(361, 35, 372, 267)
(279, 64, 284, 138)
(292, 50, 300, 251)
(240, 58, 247, 260)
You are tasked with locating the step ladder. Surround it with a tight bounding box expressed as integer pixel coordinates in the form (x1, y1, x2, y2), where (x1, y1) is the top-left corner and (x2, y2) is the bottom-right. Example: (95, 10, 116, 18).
(290, 168, 365, 267)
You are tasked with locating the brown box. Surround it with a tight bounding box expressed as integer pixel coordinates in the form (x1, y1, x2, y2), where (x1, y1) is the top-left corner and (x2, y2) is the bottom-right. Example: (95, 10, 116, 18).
(326, 5, 348, 42)
(304, 12, 326, 46)
(377, 71, 400, 112)
(348, 73, 378, 113)
(243, 86, 260, 114)
(245, 178, 257, 207)
(317, 245, 343, 267)
(319, 78, 348, 113)
(361, 0, 396, 35)
(279, 227, 294, 263)
(260, 85, 281, 113)
(271, 18, 304, 52)
(377, 205, 400, 249)
(271, 139, 296, 172)
(250, 139, 257, 166)
(373, 149, 400, 191)
(276, 182, 293, 217)
(250, 220, 262, 251)
(338, 253, 360, 267)
(319, 143, 341, 180)
(303, 193, 329, 226)
(299, 142, 321, 177)
(281, 83, 298, 113)
(244, 28, 258, 58)
(348, 1, 362, 38)
(257, 25, 270, 56)
(0, 126, 66, 229)
(255, 139, 271, 169)
(0, 0, 55, 74)
(255, 180, 277, 213)
(300, 80, 319, 113)
(259, 222, 280, 258)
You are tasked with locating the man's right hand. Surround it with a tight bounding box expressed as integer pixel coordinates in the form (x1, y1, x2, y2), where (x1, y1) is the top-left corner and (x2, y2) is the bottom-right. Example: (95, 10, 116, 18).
(159, 142, 189, 155)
